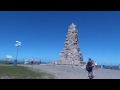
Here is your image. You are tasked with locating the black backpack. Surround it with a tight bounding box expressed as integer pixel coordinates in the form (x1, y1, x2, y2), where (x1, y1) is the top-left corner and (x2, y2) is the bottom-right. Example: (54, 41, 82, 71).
(86, 63, 92, 71)
(86, 65, 90, 71)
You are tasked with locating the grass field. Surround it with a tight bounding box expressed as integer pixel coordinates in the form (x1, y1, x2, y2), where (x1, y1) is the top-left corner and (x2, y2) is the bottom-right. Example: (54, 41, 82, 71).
(0, 65, 54, 79)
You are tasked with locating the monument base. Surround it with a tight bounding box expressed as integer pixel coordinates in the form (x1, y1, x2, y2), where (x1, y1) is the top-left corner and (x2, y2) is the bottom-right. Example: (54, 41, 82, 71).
(55, 60, 86, 66)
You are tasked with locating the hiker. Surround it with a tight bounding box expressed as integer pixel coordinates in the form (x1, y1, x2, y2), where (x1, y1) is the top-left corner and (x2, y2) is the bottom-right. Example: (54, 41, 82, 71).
(86, 58, 93, 79)
(103, 65, 104, 68)
(31, 57, 34, 65)
(71, 60, 74, 68)
(110, 64, 114, 70)
(40, 59, 41, 65)
(94, 61, 98, 70)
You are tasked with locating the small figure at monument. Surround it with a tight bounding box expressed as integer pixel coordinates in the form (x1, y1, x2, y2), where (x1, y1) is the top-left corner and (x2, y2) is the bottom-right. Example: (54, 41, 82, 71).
(94, 61, 98, 70)
(72, 59, 74, 68)
(110, 64, 114, 70)
(40, 59, 41, 65)
(31, 57, 34, 65)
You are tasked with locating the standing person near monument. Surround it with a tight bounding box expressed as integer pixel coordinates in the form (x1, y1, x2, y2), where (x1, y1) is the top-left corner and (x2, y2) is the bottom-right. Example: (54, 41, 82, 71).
(31, 57, 34, 65)
(40, 59, 41, 65)
(110, 64, 114, 70)
(72, 59, 74, 68)
(86, 58, 93, 79)
(94, 61, 98, 70)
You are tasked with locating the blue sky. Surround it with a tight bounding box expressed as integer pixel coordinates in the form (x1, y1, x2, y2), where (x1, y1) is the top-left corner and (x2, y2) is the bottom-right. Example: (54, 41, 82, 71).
(0, 11, 120, 65)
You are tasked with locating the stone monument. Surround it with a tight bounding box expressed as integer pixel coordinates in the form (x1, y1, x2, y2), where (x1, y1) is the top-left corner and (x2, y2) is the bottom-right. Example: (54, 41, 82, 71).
(55, 23, 85, 65)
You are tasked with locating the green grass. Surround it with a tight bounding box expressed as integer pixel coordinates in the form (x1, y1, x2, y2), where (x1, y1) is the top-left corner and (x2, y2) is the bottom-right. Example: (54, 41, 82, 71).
(0, 66, 54, 79)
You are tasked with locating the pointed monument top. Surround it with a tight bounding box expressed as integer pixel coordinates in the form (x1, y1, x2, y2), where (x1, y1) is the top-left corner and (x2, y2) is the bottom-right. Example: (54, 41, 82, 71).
(70, 23, 76, 27)
(71, 23, 75, 25)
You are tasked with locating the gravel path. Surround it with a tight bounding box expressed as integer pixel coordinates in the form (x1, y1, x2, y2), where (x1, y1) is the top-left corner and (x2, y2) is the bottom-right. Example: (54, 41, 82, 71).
(19, 64, 120, 79)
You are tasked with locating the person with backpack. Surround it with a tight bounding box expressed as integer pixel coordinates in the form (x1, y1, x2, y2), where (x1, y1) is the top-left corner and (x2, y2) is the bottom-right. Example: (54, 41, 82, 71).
(86, 58, 93, 79)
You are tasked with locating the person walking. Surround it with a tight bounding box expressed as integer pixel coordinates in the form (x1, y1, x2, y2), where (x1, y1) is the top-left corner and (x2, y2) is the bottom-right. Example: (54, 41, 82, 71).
(110, 64, 114, 70)
(40, 59, 41, 65)
(31, 57, 34, 65)
(86, 58, 93, 79)
(94, 61, 98, 70)
(71, 60, 74, 68)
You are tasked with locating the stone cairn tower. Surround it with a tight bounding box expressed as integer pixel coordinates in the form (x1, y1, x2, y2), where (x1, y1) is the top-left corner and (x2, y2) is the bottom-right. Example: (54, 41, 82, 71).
(55, 23, 85, 65)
